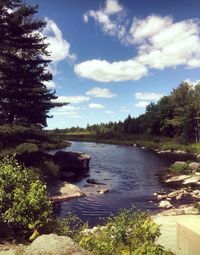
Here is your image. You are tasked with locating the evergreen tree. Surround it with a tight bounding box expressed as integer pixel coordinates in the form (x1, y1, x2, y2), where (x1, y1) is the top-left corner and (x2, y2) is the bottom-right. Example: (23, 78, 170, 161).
(0, 0, 62, 128)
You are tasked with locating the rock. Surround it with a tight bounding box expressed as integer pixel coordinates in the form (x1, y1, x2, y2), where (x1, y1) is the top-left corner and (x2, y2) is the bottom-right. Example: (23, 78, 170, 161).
(54, 151, 91, 177)
(193, 190, 200, 195)
(141, 146, 146, 149)
(183, 176, 200, 185)
(25, 234, 92, 255)
(165, 175, 189, 183)
(157, 150, 171, 154)
(174, 150, 187, 154)
(48, 180, 85, 202)
(173, 161, 187, 167)
(197, 154, 200, 163)
(158, 200, 173, 209)
(133, 144, 138, 147)
(189, 162, 200, 172)
(97, 188, 109, 194)
(87, 179, 106, 185)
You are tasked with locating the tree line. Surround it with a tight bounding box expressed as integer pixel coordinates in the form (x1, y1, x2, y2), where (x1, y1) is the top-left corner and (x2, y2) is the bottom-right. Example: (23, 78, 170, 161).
(64, 81, 200, 143)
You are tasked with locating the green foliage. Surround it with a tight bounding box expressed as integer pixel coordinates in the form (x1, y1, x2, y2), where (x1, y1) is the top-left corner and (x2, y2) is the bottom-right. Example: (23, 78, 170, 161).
(0, 156, 52, 240)
(38, 160, 60, 180)
(169, 162, 190, 174)
(15, 143, 39, 155)
(43, 214, 88, 240)
(78, 208, 170, 255)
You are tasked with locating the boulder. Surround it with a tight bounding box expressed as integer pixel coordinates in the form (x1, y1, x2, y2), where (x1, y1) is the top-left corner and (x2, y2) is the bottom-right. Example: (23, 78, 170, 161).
(158, 200, 173, 209)
(173, 150, 187, 154)
(48, 180, 85, 202)
(189, 162, 200, 172)
(54, 151, 91, 177)
(165, 175, 189, 183)
(25, 234, 92, 255)
(183, 176, 200, 185)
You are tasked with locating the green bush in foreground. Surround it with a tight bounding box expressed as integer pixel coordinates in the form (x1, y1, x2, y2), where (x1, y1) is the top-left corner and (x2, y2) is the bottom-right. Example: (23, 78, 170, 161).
(0, 156, 53, 240)
(78, 208, 172, 255)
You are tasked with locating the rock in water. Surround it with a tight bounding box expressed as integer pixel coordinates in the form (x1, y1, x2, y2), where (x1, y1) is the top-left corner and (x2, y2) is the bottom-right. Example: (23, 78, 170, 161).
(25, 234, 92, 255)
(54, 151, 91, 178)
(158, 200, 173, 209)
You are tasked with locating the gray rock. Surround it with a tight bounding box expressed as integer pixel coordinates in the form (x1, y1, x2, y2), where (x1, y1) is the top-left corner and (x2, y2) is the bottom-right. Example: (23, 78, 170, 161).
(48, 181, 85, 202)
(158, 200, 173, 209)
(25, 234, 92, 255)
(189, 162, 200, 173)
(197, 154, 200, 163)
(54, 151, 91, 177)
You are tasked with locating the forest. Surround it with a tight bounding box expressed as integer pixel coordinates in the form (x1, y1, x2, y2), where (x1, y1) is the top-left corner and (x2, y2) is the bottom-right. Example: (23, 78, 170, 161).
(62, 81, 200, 145)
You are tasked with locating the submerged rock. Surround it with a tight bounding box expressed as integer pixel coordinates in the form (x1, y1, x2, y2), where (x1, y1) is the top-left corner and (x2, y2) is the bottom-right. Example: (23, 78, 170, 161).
(97, 188, 109, 194)
(48, 180, 85, 202)
(25, 234, 92, 255)
(87, 179, 106, 185)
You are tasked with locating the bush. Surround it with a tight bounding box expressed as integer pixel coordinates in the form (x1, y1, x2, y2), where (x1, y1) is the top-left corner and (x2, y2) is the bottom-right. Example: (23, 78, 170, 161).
(0, 156, 52, 240)
(169, 162, 190, 174)
(78, 208, 172, 255)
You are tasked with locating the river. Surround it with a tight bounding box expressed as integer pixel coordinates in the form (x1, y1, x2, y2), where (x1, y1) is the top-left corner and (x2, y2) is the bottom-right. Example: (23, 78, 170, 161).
(53, 141, 193, 226)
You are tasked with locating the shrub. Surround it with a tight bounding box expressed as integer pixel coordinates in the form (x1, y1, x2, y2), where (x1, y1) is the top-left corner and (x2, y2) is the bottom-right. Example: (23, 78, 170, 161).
(169, 162, 190, 174)
(78, 208, 172, 255)
(0, 156, 52, 240)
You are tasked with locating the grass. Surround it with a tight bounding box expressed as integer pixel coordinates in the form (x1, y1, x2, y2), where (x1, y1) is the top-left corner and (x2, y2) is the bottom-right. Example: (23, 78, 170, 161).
(56, 131, 200, 155)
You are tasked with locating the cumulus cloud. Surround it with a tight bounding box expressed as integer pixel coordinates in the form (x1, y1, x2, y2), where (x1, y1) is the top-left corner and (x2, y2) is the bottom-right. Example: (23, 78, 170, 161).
(83, 0, 126, 39)
(81, 5, 200, 82)
(52, 95, 90, 104)
(51, 105, 81, 118)
(86, 87, 117, 98)
(130, 15, 200, 69)
(89, 103, 104, 109)
(74, 59, 148, 82)
(134, 101, 150, 108)
(43, 18, 76, 63)
(135, 92, 164, 101)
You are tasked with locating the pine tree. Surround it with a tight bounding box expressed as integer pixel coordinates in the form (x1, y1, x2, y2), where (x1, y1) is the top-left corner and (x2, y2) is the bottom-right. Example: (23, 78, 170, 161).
(0, 0, 62, 128)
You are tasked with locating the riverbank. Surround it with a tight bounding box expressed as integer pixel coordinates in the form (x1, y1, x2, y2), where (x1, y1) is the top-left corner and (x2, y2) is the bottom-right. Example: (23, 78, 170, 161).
(59, 132, 200, 156)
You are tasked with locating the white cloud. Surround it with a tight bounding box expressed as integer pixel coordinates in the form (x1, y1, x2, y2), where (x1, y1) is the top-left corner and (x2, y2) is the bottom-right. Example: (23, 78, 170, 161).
(184, 79, 200, 87)
(52, 96, 90, 104)
(86, 87, 117, 98)
(104, 110, 114, 114)
(134, 101, 150, 108)
(135, 92, 164, 101)
(44, 80, 56, 89)
(81, 9, 200, 81)
(83, 0, 126, 39)
(43, 18, 76, 63)
(89, 103, 104, 109)
(52, 105, 81, 119)
(130, 15, 200, 69)
(74, 59, 148, 82)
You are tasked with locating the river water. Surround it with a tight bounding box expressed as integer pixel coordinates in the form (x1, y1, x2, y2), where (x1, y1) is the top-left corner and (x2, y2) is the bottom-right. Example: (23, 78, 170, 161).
(53, 141, 193, 226)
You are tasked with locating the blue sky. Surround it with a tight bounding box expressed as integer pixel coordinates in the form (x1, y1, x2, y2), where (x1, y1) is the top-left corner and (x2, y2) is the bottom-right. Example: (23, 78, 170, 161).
(27, 0, 200, 129)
